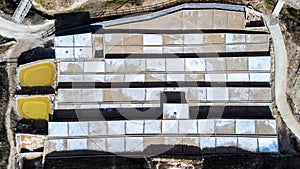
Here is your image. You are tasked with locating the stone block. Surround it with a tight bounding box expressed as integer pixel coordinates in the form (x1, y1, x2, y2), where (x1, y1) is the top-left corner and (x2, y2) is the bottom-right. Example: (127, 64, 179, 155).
(200, 137, 216, 149)
(205, 74, 226, 82)
(236, 120, 255, 134)
(144, 120, 161, 134)
(49, 122, 68, 136)
(126, 120, 144, 134)
(163, 104, 189, 119)
(215, 119, 235, 134)
(68, 122, 89, 136)
(206, 58, 226, 71)
(249, 88, 271, 101)
(203, 34, 225, 44)
(183, 34, 203, 45)
(248, 57, 271, 71)
(198, 119, 215, 134)
(163, 34, 183, 45)
(226, 57, 248, 71)
(256, 120, 277, 134)
(83, 61, 105, 73)
(226, 34, 246, 44)
(106, 137, 125, 152)
(238, 137, 258, 152)
(227, 73, 249, 82)
(125, 137, 144, 152)
(187, 88, 206, 101)
(166, 59, 185, 72)
(179, 120, 197, 134)
(250, 73, 270, 82)
(143, 34, 162, 45)
(88, 138, 106, 151)
(185, 58, 205, 71)
(88, 121, 107, 136)
(105, 59, 125, 72)
(213, 10, 228, 29)
(124, 59, 145, 72)
(107, 121, 125, 135)
(81, 89, 103, 102)
(146, 59, 165, 71)
(258, 137, 279, 153)
(198, 10, 213, 29)
(59, 62, 83, 73)
(229, 88, 249, 101)
(162, 120, 179, 134)
(67, 139, 87, 150)
(207, 88, 229, 101)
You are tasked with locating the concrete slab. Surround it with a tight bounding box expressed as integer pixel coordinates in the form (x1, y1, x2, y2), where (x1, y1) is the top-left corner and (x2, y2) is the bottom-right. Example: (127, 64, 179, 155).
(67, 139, 87, 150)
(59, 62, 83, 73)
(207, 88, 229, 101)
(126, 120, 144, 134)
(105, 75, 124, 82)
(57, 89, 82, 103)
(124, 46, 143, 53)
(106, 137, 125, 152)
(48, 139, 66, 152)
(83, 75, 105, 82)
(256, 120, 277, 134)
(200, 137, 216, 149)
(213, 10, 228, 29)
(250, 73, 271, 82)
(81, 89, 103, 102)
(55, 35, 73, 47)
(145, 88, 161, 101)
(125, 137, 144, 152)
(104, 34, 123, 46)
(206, 58, 226, 71)
(122, 88, 145, 101)
(182, 137, 200, 147)
(88, 138, 106, 151)
(215, 119, 235, 134)
(185, 58, 205, 71)
(229, 88, 249, 101)
(123, 34, 143, 45)
(226, 57, 248, 71)
(163, 34, 183, 45)
(205, 74, 226, 82)
(183, 10, 198, 29)
(106, 46, 124, 54)
(83, 61, 105, 73)
(146, 74, 166, 81)
(68, 122, 88, 136)
(197, 10, 213, 29)
(226, 45, 246, 52)
(48, 122, 68, 137)
(198, 119, 215, 134)
(238, 137, 258, 152)
(163, 47, 183, 53)
(55, 48, 74, 59)
(187, 88, 206, 101)
(185, 74, 205, 81)
(74, 33, 92, 46)
(105, 59, 125, 72)
(146, 59, 165, 71)
(246, 34, 269, 43)
(143, 34, 162, 45)
(226, 34, 246, 44)
(143, 137, 164, 149)
(179, 120, 197, 134)
(248, 57, 271, 71)
(107, 121, 125, 135)
(246, 43, 269, 52)
(162, 120, 179, 134)
(124, 59, 145, 72)
(216, 137, 237, 149)
(163, 104, 189, 119)
(143, 47, 162, 53)
(228, 11, 245, 30)
(249, 88, 271, 101)
(227, 73, 249, 82)
(258, 137, 278, 153)
(166, 74, 185, 81)
(167, 11, 183, 30)
(88, 121, 107, 136)
(236, 120, 255, 134)
(184, 34, 203, 45)
(166, 59, 185, 72)
(144, 120, 161, 134)
(74, 47, 93, 59)
(58, 75, 83, 82)
(164, 137, 182, 145)
(203, 34, 225, 44)
(125, 74, 145, 82)
(93, 34, 103, 49)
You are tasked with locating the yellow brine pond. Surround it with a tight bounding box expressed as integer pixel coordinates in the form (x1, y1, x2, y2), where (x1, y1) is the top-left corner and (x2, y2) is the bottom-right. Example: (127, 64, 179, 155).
(17, 97, 51, 121)
(18, 61, 55, 87)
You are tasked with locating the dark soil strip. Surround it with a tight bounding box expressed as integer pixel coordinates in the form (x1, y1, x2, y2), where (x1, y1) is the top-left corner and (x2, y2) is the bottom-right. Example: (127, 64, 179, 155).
(17, 47, 55, 66)
(15, 119, 48, 135)
(105, 52, 271, 58)
(58, 82, 270, 89)
(15, 87, 55, 95)
(51, 106, 272, 122)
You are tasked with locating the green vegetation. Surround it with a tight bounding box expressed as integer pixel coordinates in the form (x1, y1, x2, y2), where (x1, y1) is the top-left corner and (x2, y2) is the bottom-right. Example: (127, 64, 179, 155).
(0, 66, 9, 169)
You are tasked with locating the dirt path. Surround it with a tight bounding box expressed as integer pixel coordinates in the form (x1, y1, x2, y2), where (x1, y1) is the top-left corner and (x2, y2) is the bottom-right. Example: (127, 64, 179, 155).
(33, 0, 90, 15)
(5, 64, 17, 169)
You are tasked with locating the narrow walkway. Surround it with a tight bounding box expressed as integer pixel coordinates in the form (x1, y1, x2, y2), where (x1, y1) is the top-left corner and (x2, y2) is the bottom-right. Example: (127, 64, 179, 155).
(267, 1, 300, 140)
(12, 0, 33, 23)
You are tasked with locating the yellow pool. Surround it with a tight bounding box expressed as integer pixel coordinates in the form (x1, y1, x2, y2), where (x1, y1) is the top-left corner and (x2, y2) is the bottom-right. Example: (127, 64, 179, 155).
(17, 97, 51, 121)
(19, 61, 55, 87)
